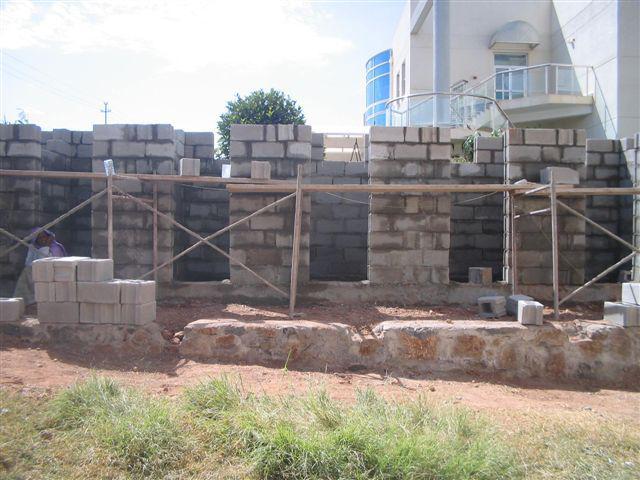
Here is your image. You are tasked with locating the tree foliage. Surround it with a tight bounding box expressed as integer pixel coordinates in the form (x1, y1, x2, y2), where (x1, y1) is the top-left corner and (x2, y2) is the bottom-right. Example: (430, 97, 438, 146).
(216, 89, 305, 158)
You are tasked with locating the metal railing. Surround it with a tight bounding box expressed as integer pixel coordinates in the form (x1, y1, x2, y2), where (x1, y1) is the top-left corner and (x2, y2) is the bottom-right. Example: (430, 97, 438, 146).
(385, 91, 514, 130)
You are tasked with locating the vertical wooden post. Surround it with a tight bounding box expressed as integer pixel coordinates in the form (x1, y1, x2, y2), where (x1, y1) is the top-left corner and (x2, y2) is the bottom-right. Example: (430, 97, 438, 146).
(289, 165, 304, 317)
(152, 182, 158, 282)
(549, 171, 560, 320)
(509, 191, 518, 295)
(107, 174, 114, 260)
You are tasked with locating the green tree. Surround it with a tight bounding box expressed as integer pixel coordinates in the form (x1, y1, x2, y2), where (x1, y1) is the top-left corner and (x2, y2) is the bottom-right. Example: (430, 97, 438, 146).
(216, 89, 305, 158)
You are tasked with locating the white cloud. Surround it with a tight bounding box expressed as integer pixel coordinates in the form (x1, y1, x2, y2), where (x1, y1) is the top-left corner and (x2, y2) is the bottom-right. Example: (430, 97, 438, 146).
(0, 0, 352, 72)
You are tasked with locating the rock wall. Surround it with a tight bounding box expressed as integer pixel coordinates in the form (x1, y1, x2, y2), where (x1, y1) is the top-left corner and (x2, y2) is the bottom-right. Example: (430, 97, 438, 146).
(368, 126, 451, 285)
(449, 136, 504, 281)
(505, 128, 586, 285)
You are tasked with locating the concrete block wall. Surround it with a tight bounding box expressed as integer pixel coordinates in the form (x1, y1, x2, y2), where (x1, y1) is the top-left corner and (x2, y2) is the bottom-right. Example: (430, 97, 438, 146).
(505, 128, 586, 285)
(0, 124, 42, 286)
(584, 138, 632, 280)
(368, 126, 451, 285)
(449, 136, 504, 281)
(229, 124, 312, 287)
(90, 124, 177, 282)
(308, 161, 368, 280)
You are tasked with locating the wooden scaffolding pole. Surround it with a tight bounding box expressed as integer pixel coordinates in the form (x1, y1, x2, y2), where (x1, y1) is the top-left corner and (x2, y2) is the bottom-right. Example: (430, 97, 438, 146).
(508, 191, 518, 295)
(107, 175, 114, 260)
(289, 165, 304, 317)
(549, 172, 560, 320)
(152, 183, 158, 282)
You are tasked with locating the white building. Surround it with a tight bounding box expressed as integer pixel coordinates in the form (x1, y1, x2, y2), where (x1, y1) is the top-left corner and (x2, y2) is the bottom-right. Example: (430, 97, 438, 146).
(386, 0, 639, 138)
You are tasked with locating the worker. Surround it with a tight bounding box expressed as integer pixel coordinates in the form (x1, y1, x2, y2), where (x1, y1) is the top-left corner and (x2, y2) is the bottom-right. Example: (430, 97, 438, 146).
(13, 229, 67, 305)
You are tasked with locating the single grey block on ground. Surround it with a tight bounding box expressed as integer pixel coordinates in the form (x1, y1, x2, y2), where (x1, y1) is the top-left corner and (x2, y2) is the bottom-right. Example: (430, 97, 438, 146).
(506, 294, 533, 316)
(468, 267, 492, 286)
(517, 300, 544, 326)
(604, 301, 640, 327)
(621, 283, 640, 305)
(0, 297, 25, 322)
(477, 295, 506, 318)
(539, 167, 579, 185)
(76, 259, 114, 282)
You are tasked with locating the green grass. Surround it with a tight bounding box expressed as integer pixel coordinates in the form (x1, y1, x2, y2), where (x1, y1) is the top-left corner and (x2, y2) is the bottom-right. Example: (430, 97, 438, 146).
(1, 376, 638, 479)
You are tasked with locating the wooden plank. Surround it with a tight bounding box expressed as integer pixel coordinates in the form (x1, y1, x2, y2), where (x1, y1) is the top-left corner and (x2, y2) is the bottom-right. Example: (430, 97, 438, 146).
(107, 175, 114, 260)
(152, 183, 158, 283)
(289, 165, 304, 317)
(509, 191, 517, 295)
(549, 172, 560, 320)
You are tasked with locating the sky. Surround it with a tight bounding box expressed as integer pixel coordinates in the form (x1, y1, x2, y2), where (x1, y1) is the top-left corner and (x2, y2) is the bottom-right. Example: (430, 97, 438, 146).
(0, 0, 405, 136)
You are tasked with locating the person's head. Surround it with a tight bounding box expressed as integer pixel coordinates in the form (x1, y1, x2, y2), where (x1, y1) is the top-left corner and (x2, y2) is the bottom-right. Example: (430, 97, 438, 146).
(35, 230, 54, 247)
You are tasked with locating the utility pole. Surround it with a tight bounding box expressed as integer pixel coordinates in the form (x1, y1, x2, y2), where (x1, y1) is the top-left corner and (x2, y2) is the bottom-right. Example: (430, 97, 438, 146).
(101, 101, 111, 124)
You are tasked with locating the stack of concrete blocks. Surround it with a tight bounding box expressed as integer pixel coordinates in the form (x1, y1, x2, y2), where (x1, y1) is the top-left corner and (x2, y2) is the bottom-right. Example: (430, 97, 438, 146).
(90, 124, 176, 282)
(33, 257, 156, 324)
(308, 160, 368, 280)
(183, 131, 215, 163)
(621, 134, 639, 281)
(311, 132, 325, 162)
(584, 137, 631, 280)
(450, 135, 504, 282)
(41, 129, 93, 258)
(0, 124, 42, 286)
(368, 126, 451, 284)
(228, 124, 312, 287)
(477, 295, 506, 318)
(175, 153, 231, 282)
(504, 128, 586, 285)
(603, 282, 640, 327)
(0, 297, 25, 322)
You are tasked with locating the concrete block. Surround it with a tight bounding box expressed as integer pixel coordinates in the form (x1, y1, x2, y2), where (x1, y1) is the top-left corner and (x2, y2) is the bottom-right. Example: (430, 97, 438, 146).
(438, 127, 451, 143)
(295, 125, 312, 142)
(404, 127, 420, 143)
(429, 144, 451, 161)
(252, 142, 284, 158)
(34, 282, 56, 303)
(119, 280, 156, 304)
(137, 125, 153, 140)
(604, 301, 640, 327)
(93, 124, 126, 141)
(468, 267, 492, 285)
(369, 126, 404, 143)
(524, 129, 556, 145)
(311, 132, 324, 147)
(557, 129, 574, 146)
(194, 145, 214, 158)
(112, 141, 146, 158)
(230, 141, 247, 157)
(54, 282, 77, 302)
(155, 124, 174, 141)
(251, 161, 271, 180)
(517, 300, 544, 325)
(231, 124, 264, 141)
(506, 294, 533, 315)
(540, 167, 579, 185)
(80, 302, 121, 324)
(476, 136, 502, 150)
(7, 142, 41, 158)
(76, 259, 114, 282)
(180, 157, 201, 176)
(575, 130, 586, 146)
(621, 283, 640, 305)
(146, 142, 175, 159)
(185, 132, 214, 145)
(477, 295, 506, 318)
(286, 142, 311, 159)
(52, 257, 89, 282)
(0, 297, 25, 322)
(31, 258, 56, 282)
(38, 302, 79, 323)
(586, 139, 614, 153)
(77, 281, 121, 304)
(18, 125, 41, 141)
(121, 302, 156, 325)
(276, 125, 294, 141)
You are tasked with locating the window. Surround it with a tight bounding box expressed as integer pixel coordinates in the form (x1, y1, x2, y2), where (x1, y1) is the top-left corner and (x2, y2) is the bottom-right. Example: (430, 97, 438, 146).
(494, 53, 527, 100)
(401, 62, 406, 96)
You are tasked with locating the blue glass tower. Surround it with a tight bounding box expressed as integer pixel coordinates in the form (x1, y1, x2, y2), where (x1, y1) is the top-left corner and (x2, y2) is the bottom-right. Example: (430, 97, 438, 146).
(364, 49, 391, 126)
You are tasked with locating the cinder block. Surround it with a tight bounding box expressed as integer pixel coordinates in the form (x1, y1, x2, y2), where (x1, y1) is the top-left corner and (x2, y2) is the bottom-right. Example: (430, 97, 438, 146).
(119, 280, 156, 304)
(252, 142, 284, 158)
(0, 297, 25, 322)
(93, 124, 126, 141)
(251, 161, 271, 180)
(52, 257, 90, 282)
(185, 132, 214, 145)
(506, 294, 533, 315)
(80, 302, 121, 324)
(146, 143, 175, 159)
(369, 126, 404, 143)
(524, 129, 556, 145)
(155, 124, 174, 141)
(231, 124, 264, 141)
(540, 167, 579, 185)
(54, 282, 77, 302)
(112, 141, 145, 158)
(32, 258, 56, 282)
(179, 157, 201, 176)
(517, 300, 544, 325)
(121, 302, 156, 325)
(468, 267, 492, 285)
(38, 302, 79, 323)
(7, 142, 41, 158)
(76, 259, 114, 282)
(477, 295, 506, 318)
(77, 281, 121, 304)
(621, 283, 640, 305)
(34, 282, 55, 303)
(286, 142, 311, 159)
(295, 125, 312, 142)
(604, 301, 640, 327)
(277, 125, 294, 141)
